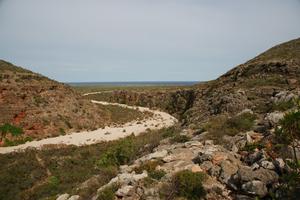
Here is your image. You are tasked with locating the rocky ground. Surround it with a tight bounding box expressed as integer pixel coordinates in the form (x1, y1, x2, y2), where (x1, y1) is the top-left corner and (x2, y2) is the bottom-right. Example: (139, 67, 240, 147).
(56, 91, 300, 200)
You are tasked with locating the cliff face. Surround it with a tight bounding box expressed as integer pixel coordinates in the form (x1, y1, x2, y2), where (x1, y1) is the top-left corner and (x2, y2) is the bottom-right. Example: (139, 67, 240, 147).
(0, 60, 110, 141)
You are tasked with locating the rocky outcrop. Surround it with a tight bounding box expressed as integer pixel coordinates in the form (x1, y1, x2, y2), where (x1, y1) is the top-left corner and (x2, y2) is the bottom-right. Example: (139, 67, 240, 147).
(0, 60, 111, 142)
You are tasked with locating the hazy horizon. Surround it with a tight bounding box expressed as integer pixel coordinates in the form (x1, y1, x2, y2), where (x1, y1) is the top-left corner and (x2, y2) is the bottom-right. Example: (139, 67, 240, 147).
(1, 0, 300, 82)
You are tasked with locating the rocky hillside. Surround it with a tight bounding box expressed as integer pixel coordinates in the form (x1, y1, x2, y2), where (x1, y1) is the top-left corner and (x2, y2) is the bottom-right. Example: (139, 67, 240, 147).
(58, 38, 300, 200)
(185, 37, 300, 127)
(89, 38, 300, 127)
(0, 60, 111, 143)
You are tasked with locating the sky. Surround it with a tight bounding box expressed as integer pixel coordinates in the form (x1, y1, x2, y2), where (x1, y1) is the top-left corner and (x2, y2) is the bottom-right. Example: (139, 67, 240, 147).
(0, 0, 300, 82)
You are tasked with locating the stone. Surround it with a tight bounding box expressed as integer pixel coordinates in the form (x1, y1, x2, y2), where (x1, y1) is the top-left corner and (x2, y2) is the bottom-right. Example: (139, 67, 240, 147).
(234, 194, 254, 200)
(244, 151, 263, 165)
(219, 160, 239, 184)
(116, 185, 134, 197)
(68, 195, 80, 200)
(200, 161, 214, 172)
(205, 140, 214, 145)
(191, 164, 203, 173)
(209, 165, 221, 177)
(120, 165, 132, 173)
(242, 181, 268, 197)
(146, 150, 168, 160)
(251, 163, 260, 170)
(260, 160, 275, 170)
(237, 166, 279, 184)
(245, 132, 253, 144)
(56, 194, 70, 200)
(238, 109, 254, 115)
(184, 141, 203, 148)
(265, 112, 285, 127)
(274, 158, 285, 170)
(193, 152, 213, 164)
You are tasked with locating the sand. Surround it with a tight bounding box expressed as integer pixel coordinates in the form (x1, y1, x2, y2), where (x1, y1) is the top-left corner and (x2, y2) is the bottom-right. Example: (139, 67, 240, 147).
(0, 100, 177, 154)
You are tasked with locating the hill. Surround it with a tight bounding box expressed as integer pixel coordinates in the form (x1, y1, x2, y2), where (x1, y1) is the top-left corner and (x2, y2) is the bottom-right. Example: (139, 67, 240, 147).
(185, 37, 300, 127)
(88, 38, 300, 127)
(0, 60, 111, 144)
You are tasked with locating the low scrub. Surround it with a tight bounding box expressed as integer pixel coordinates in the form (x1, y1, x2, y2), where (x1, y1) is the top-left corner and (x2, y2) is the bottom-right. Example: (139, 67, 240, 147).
(134, 160, 166, 180)
(160, 170, 206, 200)
(97, 184, 119, 200)
(0, 127, 177, 200)
(204, 112, 256, 143)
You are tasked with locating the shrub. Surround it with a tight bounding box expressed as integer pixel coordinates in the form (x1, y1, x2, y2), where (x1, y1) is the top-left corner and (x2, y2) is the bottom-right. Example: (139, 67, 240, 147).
(48, 176, 60, 188)
(97, 184, 119, 200)
(149, 170, 166, 180)
(171, 135, 190, 143)
(160, 170, 206, 200)
(242, 142, 265, 153)
(134, 160, 166, 180)
(204, 113, 256, 143)
(97, 136, 137, 167)
(271, 100, 295, 112)
(0, 123, 23, 138)
(273, 102, 300, 199)
(277, 110, 300, 162)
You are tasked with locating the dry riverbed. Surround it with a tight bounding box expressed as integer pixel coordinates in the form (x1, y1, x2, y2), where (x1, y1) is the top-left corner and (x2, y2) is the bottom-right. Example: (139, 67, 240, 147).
(0, 100, 177, 154)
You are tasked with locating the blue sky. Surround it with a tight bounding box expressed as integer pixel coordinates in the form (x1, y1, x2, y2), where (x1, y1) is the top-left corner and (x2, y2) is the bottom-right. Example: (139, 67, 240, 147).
(0, 0, 300, 82)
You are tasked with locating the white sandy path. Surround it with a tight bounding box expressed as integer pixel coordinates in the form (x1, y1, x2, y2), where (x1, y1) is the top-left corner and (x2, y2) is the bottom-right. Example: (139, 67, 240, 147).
(0, 100, 177, 154)
(83, 91, 113, 96)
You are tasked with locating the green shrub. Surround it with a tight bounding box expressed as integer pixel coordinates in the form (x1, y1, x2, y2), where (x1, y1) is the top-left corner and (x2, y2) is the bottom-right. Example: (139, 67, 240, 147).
(134, 160, 166, 180)
(48, 176, 60, 188)
(3, 137, 32, 147)
(97, 184, 119, 200)
(271, 100, 295, 112)
(149, 170, 166, 180)
(59, 128, 66, 135)
(162, 126, 180, 138)
(134, 160, 162, 174)
(242, 143, 265, 153)
(171, 135, 190, 143)
(205, 113, 256, 143)
(0, 123, 23, 137)
(97, 136, 137, 167)
(273, 104, 300, 199)
(226, 112, 256, 133)
(160, 170, 206, 200)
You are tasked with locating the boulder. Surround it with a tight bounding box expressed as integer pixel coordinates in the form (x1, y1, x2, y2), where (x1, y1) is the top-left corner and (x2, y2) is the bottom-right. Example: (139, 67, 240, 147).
(265, 112, 285, 127)
(244, 151, 264, 165)
(116, 185, 134, 197)
(146, 150, 168, 160)
(219, 160, 239, 184)
(274, 158, 285, 171)
(236, 166, 279, 184)
(260, 160, 275, 170)
(68, 195, 80, 200)
(242, 180, 268, 197)
(56, 194, 70, 200)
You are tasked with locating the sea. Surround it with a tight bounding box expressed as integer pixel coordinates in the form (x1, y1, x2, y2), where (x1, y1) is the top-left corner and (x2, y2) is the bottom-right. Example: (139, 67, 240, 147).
(67, 81, 199, 87)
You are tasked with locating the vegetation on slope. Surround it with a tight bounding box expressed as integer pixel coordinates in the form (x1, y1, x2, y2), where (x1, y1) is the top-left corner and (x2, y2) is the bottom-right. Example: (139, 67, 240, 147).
(0, 127, 179, 200)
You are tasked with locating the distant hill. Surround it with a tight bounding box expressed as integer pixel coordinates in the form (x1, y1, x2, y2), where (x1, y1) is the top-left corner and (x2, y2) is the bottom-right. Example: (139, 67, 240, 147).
(0, 60, 110, 143)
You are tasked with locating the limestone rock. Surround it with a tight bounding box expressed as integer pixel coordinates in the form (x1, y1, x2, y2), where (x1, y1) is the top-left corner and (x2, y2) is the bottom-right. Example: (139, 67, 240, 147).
(242, 181, 268, 197)
(116, 185, 134, 197)
(68, 195, 80, 200)
(56, 194, 70, 200)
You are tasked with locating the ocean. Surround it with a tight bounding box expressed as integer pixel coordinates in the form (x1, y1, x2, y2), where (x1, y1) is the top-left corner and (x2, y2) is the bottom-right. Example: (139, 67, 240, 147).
(67, 81, 199, 87)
